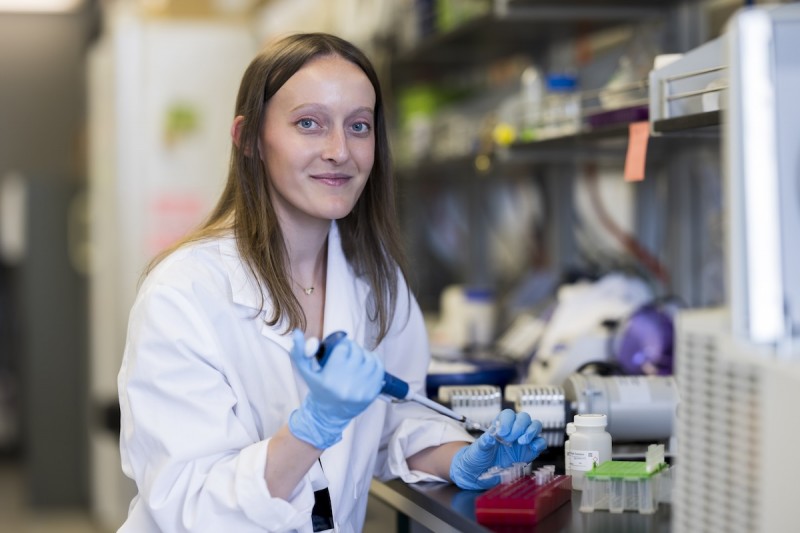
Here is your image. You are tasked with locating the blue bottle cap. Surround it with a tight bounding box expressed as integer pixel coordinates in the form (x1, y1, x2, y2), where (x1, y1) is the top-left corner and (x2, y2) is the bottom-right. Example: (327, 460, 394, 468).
(465, 287, 494, 301)
(546, 74, 578, 92)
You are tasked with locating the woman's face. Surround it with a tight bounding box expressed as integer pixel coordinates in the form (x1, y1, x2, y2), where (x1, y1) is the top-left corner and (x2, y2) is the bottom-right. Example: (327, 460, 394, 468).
(260, 54, 376, 227)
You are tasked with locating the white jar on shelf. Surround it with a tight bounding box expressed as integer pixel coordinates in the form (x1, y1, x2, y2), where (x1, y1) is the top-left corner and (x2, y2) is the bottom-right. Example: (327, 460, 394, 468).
(464, 287, 496, 348)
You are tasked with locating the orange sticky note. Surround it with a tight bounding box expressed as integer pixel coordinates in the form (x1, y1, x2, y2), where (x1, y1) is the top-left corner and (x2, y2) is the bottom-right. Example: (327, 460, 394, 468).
(624, 121, 650, 182)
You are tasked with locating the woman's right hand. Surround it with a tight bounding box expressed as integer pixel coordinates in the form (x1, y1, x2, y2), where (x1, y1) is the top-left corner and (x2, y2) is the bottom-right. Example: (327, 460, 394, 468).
(287, 329, 385, 449)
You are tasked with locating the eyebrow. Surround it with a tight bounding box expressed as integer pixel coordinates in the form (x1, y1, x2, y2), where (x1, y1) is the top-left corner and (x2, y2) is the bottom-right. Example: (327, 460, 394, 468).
(350, 106, 375, 116)
(290, 103, 374, 116)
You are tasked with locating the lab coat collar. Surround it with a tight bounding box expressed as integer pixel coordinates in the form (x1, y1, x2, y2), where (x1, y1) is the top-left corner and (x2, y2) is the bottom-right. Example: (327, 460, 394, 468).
(219, 222, 371, 350)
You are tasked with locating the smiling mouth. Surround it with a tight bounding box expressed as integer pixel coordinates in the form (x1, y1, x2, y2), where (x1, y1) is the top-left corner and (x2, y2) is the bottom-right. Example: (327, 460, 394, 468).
(311, 173, 351, 185)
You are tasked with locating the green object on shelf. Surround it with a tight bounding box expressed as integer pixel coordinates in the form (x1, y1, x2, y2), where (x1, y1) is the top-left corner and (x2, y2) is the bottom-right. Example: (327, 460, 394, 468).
(435, 0, 490, 33)
(398, 85, 440, 119)
(585, 460, 666, 480)
(397, 84, 472, 120)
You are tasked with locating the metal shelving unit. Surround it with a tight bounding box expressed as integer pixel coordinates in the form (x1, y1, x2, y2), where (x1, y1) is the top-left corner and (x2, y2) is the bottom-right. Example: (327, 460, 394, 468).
(392, 0, 681, 82)
(392, 0, 722, 307)
(652, 109, 720, 133)
(649, 34, 726, 135)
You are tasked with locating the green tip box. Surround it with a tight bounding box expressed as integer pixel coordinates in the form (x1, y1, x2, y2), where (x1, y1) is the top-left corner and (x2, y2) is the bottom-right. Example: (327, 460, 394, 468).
(580, 460, 670, 514)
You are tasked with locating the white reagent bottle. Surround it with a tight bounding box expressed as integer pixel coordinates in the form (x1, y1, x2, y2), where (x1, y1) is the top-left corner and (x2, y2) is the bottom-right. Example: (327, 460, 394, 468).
(565, 414, 612, 491)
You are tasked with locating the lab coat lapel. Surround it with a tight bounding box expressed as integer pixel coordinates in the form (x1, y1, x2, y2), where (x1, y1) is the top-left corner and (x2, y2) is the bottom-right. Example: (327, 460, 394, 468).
(219, 235, 293, 351)
(320, 222, 372, 524)
(218, 234, 297, 423)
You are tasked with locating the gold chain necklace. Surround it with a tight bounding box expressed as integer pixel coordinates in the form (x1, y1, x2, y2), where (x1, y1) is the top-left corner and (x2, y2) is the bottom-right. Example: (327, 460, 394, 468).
(292, 278, 314, 296)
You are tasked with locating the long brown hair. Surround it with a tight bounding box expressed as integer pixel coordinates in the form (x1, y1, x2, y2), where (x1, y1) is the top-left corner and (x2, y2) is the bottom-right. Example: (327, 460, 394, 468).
(145, 33, 409, 344)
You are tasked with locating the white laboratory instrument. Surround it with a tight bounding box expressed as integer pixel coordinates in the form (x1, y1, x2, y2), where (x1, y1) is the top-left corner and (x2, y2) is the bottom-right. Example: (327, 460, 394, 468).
(526, 273, 653, 386)
(672, 4, 800, 533)
(673, 310, 800, 533)
(505, 374, 677, 447)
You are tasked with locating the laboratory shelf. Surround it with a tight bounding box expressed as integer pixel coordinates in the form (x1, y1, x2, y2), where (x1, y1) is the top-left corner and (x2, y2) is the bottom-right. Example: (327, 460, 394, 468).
(505, 0, 677, 19)
(396, 123, 634, 178)
(514, 122, 633, 146)
(391, 0, 676, 82)
(504, 123, 632, 159)
(651, 109, 721, 133)
(396, 109, 719, 177)
(501, 116, 718, 165)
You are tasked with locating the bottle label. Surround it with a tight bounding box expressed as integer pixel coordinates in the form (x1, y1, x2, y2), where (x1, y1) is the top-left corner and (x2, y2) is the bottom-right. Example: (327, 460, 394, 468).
(567, 450, 601, 472)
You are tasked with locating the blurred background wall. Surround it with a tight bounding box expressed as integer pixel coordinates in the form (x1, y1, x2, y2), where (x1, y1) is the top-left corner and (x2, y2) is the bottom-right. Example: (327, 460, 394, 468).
(0, 1, 100, 509)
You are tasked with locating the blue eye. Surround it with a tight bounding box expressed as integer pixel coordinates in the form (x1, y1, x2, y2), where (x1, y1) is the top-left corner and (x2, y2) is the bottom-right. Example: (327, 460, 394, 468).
(298, 118, 316, 129)
(352, 122, 371, 134)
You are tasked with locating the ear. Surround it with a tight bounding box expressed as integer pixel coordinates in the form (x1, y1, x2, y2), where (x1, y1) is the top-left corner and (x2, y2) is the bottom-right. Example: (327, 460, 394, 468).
(230, 115, 251, 156)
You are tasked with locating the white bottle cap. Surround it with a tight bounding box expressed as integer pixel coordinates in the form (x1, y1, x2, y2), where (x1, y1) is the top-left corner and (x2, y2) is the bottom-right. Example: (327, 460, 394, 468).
(573, 414, 607, 427)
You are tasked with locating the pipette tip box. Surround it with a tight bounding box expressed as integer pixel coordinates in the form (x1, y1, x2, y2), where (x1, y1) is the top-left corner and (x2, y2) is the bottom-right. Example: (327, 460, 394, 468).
(474, 473, 572, 527)
(580, 460, 669, 514)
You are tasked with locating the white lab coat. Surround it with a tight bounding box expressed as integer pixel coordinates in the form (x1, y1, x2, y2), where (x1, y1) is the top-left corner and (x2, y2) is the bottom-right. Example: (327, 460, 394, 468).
(118, 222, 472, 532)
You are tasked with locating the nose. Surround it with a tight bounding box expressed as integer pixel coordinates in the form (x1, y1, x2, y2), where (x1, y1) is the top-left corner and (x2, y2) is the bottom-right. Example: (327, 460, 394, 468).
(321, 128, 350, 164)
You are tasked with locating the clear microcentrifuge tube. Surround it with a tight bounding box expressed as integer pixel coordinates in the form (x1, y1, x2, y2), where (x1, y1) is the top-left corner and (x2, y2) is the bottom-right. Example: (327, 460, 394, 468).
(485, 419, 513, 447)
(533, 465, 555, 485)
(477, 462, 529, 484)
(477, 466, 505, 482)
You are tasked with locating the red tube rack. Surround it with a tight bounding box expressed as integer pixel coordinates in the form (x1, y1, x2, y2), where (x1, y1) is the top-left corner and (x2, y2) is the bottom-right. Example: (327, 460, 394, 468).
(475, 474, 572, 528)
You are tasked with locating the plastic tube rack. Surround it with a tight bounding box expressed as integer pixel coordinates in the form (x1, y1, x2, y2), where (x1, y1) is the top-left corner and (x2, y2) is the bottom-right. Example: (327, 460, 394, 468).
(475, 466, 572, 527)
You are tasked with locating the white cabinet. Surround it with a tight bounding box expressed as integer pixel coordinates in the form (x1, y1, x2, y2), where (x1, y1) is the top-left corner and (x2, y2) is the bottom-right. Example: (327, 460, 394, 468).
(87, 4, 256, 527)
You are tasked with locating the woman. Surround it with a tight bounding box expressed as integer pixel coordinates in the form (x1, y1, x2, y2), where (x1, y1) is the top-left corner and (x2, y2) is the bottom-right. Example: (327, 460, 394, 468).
(118, 33, 547, 532)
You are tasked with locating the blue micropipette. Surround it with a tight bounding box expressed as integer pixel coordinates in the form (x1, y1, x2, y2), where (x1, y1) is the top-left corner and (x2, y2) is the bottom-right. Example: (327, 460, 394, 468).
(314, 331, 485, 431)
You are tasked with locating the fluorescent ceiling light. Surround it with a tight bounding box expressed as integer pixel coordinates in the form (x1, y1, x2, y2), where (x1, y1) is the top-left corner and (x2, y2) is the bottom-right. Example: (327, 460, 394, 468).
(0, 0, 85, 13)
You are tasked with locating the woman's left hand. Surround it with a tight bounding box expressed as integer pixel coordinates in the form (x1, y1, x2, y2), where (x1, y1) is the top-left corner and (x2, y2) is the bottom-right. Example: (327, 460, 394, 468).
(449, 409, 547, 490)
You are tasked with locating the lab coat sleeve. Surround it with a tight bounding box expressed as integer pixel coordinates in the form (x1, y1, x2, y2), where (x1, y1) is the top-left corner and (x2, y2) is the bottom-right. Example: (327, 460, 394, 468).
(118, 268, 313, 532)
(372, 275, 474, 483)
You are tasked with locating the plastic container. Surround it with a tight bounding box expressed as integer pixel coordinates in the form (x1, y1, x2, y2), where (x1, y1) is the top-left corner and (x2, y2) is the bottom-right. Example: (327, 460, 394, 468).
(464, 287, 496, 348)
(518, 65, 544, 141)
(579, 447, 669, 515)
(435, 285, 495, 349)
(540, 73, 580, 138)
(565, 414, 612, 490)
(475, 466, 572, 527)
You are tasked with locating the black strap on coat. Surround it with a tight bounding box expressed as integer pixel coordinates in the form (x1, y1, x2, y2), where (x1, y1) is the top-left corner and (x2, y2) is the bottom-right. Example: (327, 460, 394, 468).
(312, 459, 334, 531)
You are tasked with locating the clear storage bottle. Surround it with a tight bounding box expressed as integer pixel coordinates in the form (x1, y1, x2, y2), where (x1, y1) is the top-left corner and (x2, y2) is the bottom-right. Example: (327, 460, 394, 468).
(518, 65, 544, 141)
(565, 414, 612, 491)
(541, 73, 580, 139)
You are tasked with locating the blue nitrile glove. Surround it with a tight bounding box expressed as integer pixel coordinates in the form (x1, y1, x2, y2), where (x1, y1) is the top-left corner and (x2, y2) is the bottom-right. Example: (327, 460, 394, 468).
(288, 329, 385, 449)
(450, 409, 548, 490)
